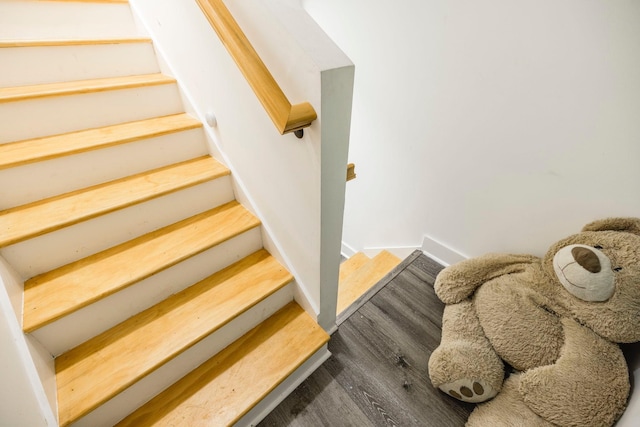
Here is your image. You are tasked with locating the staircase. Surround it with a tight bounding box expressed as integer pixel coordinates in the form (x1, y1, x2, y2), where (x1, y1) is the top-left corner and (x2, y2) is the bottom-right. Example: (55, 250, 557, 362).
(0, 1, 328, 425)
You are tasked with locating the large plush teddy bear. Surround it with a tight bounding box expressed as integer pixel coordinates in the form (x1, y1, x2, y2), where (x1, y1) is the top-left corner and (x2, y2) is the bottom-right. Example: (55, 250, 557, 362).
(428, 218, 640, 426)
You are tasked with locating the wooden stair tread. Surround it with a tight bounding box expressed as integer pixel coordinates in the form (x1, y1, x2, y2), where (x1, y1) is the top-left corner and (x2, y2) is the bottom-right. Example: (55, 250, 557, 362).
(23, 200, 259, 332)
(56, 0, 129, 2)
(116, 301, 329, 427)
(45, 0, 129, 2)
(0, 73, 175, 103)
(337, 250, 402, 314)
(0, 113, 202, 169)
(55, 249, 294, 427)
(338, 251, 370, 283)
(0, 155, 228, 248)
(0, 38, 151, 48)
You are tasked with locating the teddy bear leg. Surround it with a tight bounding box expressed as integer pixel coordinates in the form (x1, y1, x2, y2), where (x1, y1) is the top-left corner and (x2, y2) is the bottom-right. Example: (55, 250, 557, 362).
(466, 374, 554, 427)
(428, 300, 504, 403)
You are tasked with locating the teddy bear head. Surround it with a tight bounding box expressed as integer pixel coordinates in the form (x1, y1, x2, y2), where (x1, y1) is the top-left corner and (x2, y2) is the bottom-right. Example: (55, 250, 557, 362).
(542, 218, 640, 344)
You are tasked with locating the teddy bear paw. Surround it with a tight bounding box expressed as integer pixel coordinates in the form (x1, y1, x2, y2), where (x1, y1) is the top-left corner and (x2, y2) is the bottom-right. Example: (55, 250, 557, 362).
(439, 378, 497, 403)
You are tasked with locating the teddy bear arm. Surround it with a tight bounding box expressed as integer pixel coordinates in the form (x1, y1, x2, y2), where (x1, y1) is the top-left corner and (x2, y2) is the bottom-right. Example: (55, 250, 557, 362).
(435, 253, 539, 304)
(475, 281, 564, 371)
(519, 318, 630, 427)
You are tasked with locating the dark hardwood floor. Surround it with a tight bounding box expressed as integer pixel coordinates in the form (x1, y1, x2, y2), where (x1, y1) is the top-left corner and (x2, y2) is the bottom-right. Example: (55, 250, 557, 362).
(258, 251, 473, 426)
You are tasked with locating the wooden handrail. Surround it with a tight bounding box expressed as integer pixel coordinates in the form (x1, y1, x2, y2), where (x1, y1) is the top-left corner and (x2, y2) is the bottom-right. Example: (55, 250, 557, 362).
(195, 0, 317, 136)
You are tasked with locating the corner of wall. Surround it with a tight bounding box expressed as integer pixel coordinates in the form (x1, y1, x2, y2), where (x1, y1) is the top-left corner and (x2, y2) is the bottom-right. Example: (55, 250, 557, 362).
(341, 241, 357, 258)
(421, 234, 467, 266)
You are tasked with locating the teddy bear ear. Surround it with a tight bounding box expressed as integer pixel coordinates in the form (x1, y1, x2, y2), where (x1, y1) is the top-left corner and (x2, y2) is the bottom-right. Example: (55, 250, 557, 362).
(582, 217, 640, 236)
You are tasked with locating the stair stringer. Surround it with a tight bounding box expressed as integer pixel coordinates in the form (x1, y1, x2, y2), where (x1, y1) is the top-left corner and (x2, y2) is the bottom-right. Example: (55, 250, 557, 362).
(0, 256, 56, 427)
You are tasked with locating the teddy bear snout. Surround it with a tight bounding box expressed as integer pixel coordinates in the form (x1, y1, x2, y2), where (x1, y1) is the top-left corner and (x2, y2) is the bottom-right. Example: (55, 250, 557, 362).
(553, 244, 615, 302)
(571, 246, 601, 273)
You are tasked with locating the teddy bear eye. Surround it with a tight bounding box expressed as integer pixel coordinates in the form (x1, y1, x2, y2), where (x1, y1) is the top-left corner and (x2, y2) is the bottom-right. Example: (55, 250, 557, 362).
(593, 245, 603, 249)
(613, 267, 623, 272)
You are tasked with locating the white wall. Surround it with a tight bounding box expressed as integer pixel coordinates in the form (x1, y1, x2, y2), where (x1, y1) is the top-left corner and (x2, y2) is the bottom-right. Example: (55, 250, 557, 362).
(303, 0, 640, 418)
(303, 0, 640, 261)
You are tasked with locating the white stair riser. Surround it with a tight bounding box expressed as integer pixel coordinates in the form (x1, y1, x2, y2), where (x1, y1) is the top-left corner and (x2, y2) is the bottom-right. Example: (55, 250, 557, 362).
(1, 177, 236, 279)
(0, 84, 184, 144)
(72, 284, 295, 427)
(31, 227, 264, 356)
(0, 2, 140, 40)
(0, 128, 209, 210)
(0, 42, 159, 87)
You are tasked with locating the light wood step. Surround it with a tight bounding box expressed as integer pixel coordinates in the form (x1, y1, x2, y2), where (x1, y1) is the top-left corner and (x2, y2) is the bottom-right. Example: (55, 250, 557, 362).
(0, 77, 183, 145)
(55, 249, 294, 427)
(0, 155, 228, 248)
(337, 250, 402, 314)
(338, 251, 370, 283)
(19, 0, 130, 3)
(0, 73, 175, 103)
(0, 114, 202, 169)
(0, 37, 150, 48)
(116, 301, 329, 427)
(23, 200, 259, 333)
(51, 0, 130, 2)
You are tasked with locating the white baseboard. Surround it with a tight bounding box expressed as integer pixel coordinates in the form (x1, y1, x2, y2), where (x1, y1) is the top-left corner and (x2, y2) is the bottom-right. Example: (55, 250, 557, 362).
(341, 242, 419, 260)
(421, 235, 467, 266)
(362, 245, 419, 260)
(340, 241, 358, 258)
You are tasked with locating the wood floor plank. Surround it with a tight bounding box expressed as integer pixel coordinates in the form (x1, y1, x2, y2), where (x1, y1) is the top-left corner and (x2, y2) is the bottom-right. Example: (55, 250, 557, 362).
(116, 302, 329, 427)
(257, 364, 373, 427)
(0, 113, 202, 169)
(0, 73, 174, 103)
(337, 250, 401, 314)
(356, 277, 441, 368)
(0, 155, 227, 248)
(405, 253, 446, 284)
(322, 327, 416, 426)
(370, 271, 446, 346)
(352, 288, 473, 423)
(56, 250, 293, 426)
(23, 200, 258, 332)
(260, 253, 473, 427)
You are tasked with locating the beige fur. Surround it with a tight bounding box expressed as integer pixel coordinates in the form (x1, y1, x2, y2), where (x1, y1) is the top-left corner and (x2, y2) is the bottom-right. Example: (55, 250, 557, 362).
(428, 218, 640, 426)
(467, 375, 554, 427)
